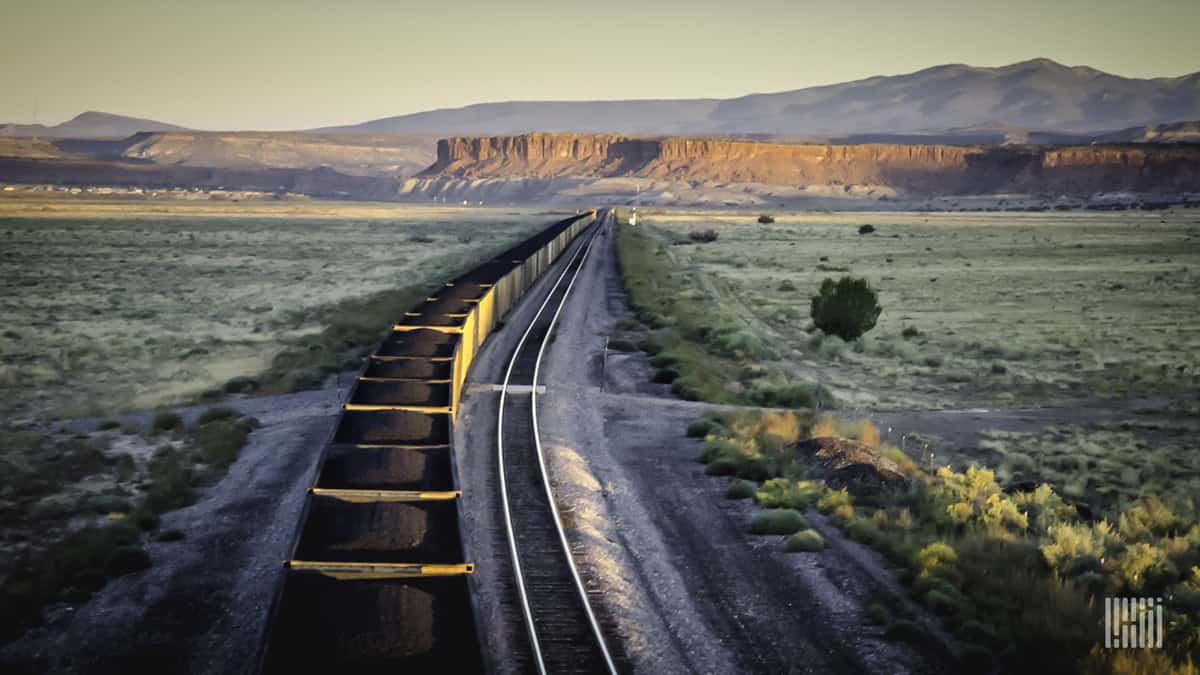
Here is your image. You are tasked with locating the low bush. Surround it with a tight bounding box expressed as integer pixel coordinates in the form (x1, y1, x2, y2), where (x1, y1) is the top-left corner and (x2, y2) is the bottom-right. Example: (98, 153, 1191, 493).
(151, 411, 183, 433)
(758, 215, 775, 224)
(704, 457, 738, 476)
(859, 224, 877, 235)
(726, 479, 758, 500)
(865, 602, 891, 625)
(687, 417, 725, 438)
(143, 451, 195, 514)
(688, 229, 720, 243)
(777, 279, 798, 292)
(222, 376, 258, 394)
(750, 509, 808, 535)
(786, 529, 826, 552)
(756, 478, 821, 510)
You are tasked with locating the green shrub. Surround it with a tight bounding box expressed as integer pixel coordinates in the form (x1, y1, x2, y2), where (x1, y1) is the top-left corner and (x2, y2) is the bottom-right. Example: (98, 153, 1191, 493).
(817, 488, 852, 513)
(777, 279, 797, 292)
(735, 456, 776, 482)
(687, 417, 724, 438)
(786, 529, 826, 552)
(1118, 496, 1182, 540)
(844, 518, 883, 545)
(638, 336, 664, 355)
(151, 411, 183, 433)
(750, 509, 808, 535)
(756, 478, 820, 510)
(747, 380, 826, 409)
(901, 326, 921, 339)
(649, 353, 680, 368)
(699, 438, 737, 464)
(143, 453, 195, 514)
(810, 277, 882, 341)
(191, 419, 249, 468)
(865, 602, 891, 625)
(726, 479, 758, 500)
(689, 229, 719, 243)
(196, 406, 238, 424)
(859, 224, 877, 235)
(704, 457, 738, 476)
(758, 215, 775, 224)
(670, 378, 702, 401)
(223, 376, 258, 393)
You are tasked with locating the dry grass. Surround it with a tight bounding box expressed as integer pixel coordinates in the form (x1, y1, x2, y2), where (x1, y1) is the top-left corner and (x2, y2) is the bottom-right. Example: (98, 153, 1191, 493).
(637, 209, 1200, 409)
(0, 199, 550, 422)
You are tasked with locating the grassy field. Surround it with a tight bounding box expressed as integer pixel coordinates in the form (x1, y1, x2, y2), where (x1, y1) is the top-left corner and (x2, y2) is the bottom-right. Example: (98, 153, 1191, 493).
(621, 209, 1200, 672)
(0, 198, 552, 422)
(625, 209, 1200, 409)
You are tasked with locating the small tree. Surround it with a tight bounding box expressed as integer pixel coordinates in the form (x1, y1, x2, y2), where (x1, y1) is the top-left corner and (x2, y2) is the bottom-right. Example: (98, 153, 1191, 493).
(858, 224, 876, 235)
(810, 276, 882, 341)
(758, 214, 775, 224)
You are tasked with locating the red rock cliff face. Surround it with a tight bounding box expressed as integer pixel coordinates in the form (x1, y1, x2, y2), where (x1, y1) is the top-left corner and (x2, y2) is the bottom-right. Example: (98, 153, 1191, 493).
(422, 133, 1200, 194)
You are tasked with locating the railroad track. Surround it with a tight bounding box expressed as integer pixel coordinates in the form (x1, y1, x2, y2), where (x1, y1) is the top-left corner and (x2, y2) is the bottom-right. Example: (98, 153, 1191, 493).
(498, 214, 620, 675)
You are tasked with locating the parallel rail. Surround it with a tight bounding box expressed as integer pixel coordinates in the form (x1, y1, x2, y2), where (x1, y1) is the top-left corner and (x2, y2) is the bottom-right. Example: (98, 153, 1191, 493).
(498, 215, 620, 675)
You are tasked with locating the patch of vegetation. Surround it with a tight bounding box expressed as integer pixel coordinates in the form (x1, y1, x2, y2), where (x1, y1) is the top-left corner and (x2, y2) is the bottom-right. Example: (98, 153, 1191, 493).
(617, 222, 830, 408)
(810, 276, 882, 341)
(690, 409, 1200, 672)
(726, 478, 758, 500)
(688, 229, 719, 243)
(786, 529, 825, 552)
(151, 411, 184, 433)
(758, 215, 775, 224)
(0, 521, 145, 640)
(750, 509, 809, 535)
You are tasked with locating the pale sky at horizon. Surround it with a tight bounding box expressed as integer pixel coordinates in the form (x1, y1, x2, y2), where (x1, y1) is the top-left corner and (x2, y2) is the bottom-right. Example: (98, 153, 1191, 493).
(2, 0, 1198, 130)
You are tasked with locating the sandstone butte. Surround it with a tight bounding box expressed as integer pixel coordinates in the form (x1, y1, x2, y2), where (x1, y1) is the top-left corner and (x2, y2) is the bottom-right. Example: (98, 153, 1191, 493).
(420, 132, 1200, 195)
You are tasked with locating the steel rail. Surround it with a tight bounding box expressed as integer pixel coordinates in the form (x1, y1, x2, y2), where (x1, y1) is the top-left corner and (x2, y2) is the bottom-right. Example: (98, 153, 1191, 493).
(497, 220, 612, 675)
(530, 213, 618, 675)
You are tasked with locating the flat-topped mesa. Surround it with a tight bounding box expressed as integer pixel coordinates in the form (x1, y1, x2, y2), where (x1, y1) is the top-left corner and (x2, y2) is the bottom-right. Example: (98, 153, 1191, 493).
(419, 132, 1200, 195)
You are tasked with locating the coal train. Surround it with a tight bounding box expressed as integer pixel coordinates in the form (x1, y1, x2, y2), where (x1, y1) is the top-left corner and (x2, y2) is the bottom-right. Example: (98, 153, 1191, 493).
(256, 211, 597, 673)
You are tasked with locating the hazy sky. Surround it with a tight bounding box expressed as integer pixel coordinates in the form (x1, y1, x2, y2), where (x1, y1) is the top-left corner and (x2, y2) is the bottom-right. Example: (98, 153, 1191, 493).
(2, 0, 1198, 130)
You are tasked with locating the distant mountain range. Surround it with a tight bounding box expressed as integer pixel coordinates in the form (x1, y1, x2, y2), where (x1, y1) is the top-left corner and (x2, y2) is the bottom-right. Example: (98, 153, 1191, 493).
(0, 111, 184, 139)
(2, 59, 1198, 141)
(321, 58, 1200, 136)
